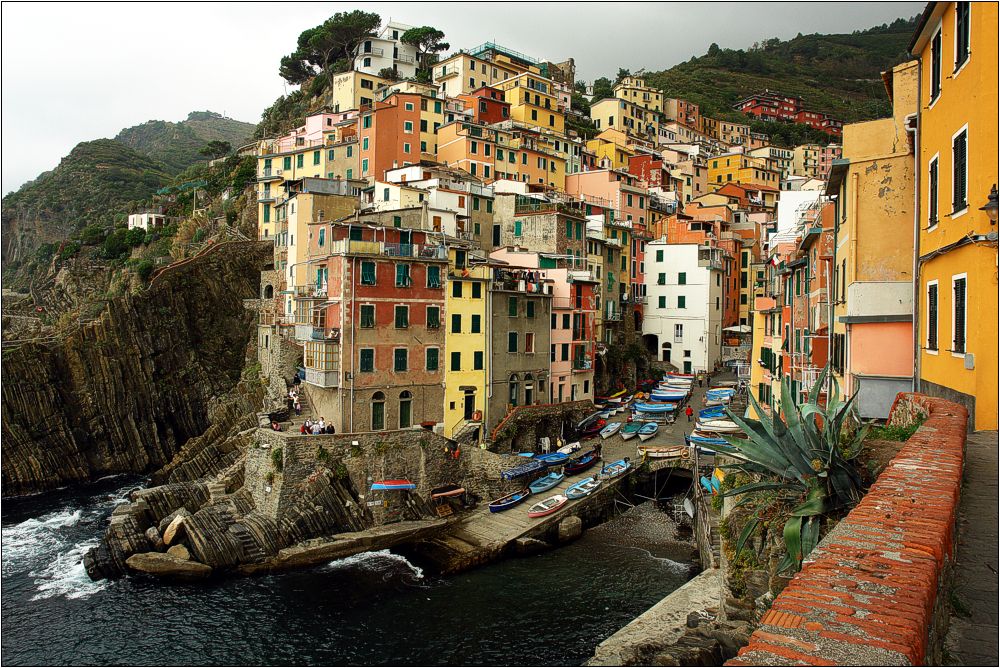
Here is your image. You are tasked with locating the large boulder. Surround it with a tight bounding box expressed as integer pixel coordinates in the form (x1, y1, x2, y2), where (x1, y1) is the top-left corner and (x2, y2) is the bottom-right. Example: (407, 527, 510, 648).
(557, 515, 583, 543)
(145, 526, 165, 551)
(125, 552, 211, 581)
(162, 515, 187, 545)
(158, 507, 191, 534)
(166, 544, 191, 561)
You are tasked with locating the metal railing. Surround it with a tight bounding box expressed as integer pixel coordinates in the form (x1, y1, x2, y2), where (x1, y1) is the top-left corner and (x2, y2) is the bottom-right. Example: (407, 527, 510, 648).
(360, 46, 385, 57)
(394, 53, 415, 64)
(258, 168, 283, 180)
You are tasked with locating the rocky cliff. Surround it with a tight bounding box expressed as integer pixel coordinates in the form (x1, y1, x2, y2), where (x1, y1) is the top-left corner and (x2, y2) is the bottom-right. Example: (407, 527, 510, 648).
(0, 240, 271, 496)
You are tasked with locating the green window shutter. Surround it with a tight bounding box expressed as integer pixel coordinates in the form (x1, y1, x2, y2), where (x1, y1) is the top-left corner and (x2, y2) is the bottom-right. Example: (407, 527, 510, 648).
(678, 272, 686, 285)
(427, 265, 440, 288)
(263, 205, 271, 224)
(678, 296, 686, 308)
(657, 273, 665, 285)
(953, 130, 968, 210)
(514, 220, 522, 237)
(361, 261, 376, 285)
(394, 349, 408, 372)
(296, 154, 304, 168)
(427, 348, 440, 371)
(508, 332, 518, 352)
(487, 200, 493, 213)
(927, 284, 938, 350)
(396, 264, 410, 287)
(566, 220, 573, 238)
(450, 351, 460, 371)
(658, 296, 666, 308)
(474, 351, 484, 370)
(394, 306, 408, 328)
(360, 349, 374, 372)
(350, 226, 363, 241)
(656, 250, 663, 262)
(313, 150, 320, 165)
(427, 307, 440, 329)
(508, 296, 517, 316)
(471, 314, 481, 333)
(360, 305, 375, 328)
(283, 157, 291, 170)
(393, 215, 401, 228)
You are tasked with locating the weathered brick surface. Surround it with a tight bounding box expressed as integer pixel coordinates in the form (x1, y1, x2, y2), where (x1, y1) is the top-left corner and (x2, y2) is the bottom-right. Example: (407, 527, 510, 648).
(727, 393, 968, 666)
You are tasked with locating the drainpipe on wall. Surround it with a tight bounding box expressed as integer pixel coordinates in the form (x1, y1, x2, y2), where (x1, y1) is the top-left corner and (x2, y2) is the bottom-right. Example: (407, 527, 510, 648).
(911, 56, 923, 393)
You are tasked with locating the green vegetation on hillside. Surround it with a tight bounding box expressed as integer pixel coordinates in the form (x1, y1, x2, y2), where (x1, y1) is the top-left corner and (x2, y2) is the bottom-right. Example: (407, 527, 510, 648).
(114, 111, 253, 174)
(642, 16, 918, 131)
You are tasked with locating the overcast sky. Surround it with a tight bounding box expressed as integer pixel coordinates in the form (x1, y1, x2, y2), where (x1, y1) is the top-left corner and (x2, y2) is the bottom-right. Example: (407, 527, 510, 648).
(1, 1, 921, 195)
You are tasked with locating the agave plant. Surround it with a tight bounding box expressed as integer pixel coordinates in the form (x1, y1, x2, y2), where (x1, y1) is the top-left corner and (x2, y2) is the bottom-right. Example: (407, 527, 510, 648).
(705, 365, 868, 573)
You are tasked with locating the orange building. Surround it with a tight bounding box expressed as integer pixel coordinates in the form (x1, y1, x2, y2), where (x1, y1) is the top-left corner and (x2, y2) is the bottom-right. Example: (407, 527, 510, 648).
(358, 93, 424, 182)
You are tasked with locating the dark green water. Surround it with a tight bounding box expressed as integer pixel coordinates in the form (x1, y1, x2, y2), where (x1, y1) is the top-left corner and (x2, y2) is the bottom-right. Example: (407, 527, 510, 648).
(1, 477, 696, 666)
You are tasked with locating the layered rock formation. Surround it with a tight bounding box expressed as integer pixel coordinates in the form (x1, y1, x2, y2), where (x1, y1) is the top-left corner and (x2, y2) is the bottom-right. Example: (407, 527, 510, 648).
(0, 240, 271, 496)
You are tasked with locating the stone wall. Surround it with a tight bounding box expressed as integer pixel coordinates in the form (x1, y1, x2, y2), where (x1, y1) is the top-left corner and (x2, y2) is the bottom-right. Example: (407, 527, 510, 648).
(727, 393, 969, 666)
(489, 399, 595, 452)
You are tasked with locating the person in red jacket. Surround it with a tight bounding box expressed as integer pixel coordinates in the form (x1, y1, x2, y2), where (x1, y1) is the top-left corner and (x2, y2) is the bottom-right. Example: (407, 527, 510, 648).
(685, 405, 694, 422)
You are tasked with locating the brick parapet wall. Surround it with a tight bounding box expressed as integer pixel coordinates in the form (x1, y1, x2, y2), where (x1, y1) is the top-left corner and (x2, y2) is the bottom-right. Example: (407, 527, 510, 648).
(727, 393, 968, 666)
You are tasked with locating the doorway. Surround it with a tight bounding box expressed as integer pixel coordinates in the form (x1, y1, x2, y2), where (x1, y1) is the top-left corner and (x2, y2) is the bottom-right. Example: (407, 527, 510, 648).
(463, 391, 475, 420)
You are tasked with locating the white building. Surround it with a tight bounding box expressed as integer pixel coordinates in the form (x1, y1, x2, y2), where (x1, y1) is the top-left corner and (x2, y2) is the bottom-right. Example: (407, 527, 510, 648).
(642, 242, 724, 374)
(354, 21, 418, 79)
(127, 212, 176, 231)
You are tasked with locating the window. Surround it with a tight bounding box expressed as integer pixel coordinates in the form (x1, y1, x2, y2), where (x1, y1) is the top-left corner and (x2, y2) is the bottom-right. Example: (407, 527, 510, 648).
(451, 280, 463, 298)
(472, 282, 482, 298)
(926, 281, 939, 351)
(952, 275, 966, 354)
(296, 154, 304, 168)
(674, 324, 683, 339)
(403, 143, 411, 154)
(658, 296, 666, 308)
(952, 127, 968, 212)
(928, 156, 939, 226)
(930, 29, 942, 102)
(427, 306, 440, 329)
(394, 305, 409, 328)
(393, 348, 408, 372)
(313, 150, 320, 165)
(471, 314, 481, 333)
(562, 313, 570, 329)
(551, 344, 556, 362)
(678, 272, 686, 285)
(514, 220, 522, 237)
(955, 2, 970, 71)
(656, 249, 663, 262)
(360, 304, 375, 328)
(526, 301, 535, 319)
(525, 332, 535, 353)
(657, 273, 666, 285)
(451, 313, 462, 333)
(508, 296, 518, 316)
(371, 392, 385, 430)
(360, 348, 375, 372)
(362, 158, 369, 174)
(507, 332, 518, 353)
(360, 261, 376, 285)
(677, 296, 686, 309)
(403, 121, 414, 133)
(395, 263, 411, 287)
(474, 351, 484, 370)
(399, 391, 412, 429)
(561, 343, 570, 361)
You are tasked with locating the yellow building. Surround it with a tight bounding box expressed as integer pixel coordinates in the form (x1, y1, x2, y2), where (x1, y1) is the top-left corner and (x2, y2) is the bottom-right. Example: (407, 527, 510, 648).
(707, 152, 781, 190)
(825, 60, 918, 414)
(432, 52, 519, 98)
(791, 144, 822, 178)
(589, 97, 658, 143)
(613, 76, 663, 114)
(328, 71, 392, 113)
(910, 1, 998, 430)
(443, 247, 491, 441)
(495, 73, 565, 134)
(586, 130, 635, 171)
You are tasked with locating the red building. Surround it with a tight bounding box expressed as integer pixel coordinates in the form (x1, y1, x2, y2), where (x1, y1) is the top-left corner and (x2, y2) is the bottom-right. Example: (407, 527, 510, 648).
(458, 86, 511, 125)
(733, 90, 842, 137)
(358, 92, 424, 182)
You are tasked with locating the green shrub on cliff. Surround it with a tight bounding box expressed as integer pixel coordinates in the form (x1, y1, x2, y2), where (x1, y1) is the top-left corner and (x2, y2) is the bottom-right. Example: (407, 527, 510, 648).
(271, 447, 284, 473)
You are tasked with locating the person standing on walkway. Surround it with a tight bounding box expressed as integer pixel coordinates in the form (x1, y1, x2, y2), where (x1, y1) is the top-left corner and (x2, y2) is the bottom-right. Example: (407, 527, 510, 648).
(294, 399, 302, 416)
(685, 405, 694, 422)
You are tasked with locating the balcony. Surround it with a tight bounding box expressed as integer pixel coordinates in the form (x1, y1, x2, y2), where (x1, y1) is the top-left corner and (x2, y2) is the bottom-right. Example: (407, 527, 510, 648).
(293, 284, 328, 300)
(304, 340, 340, 388)
(310, 327, 341, 342)
(436, 64, 460, 79)
(573, 358, 593, 372)
(258, 189, 276, 203)
(698, 248, 724, 271)
(329, 239, 448, 260)
(360, 46, 385, 57)
(257, 168, 283, 181)
(394, 53, 415, 64)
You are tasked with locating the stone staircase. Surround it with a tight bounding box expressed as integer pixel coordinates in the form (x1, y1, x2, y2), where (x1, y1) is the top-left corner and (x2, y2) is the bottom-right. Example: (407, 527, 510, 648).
(451, 419, 482, 445)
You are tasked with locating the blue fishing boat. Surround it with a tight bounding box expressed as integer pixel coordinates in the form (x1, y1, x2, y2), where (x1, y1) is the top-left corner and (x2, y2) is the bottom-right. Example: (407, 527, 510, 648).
(600, 458, 631, 479)
(565, 477, 601, 499)
(534, 451, 570, 467)
(688, 432, 729, 446)
(633, 401, 678, 413)
(651, 390, 688, 402)
(637, 422, 660, 442)
(563, 449, 600, 475)
(488, 487, 532, 513)
(699, 406, 726, 420)
(501, 459, 547, 480)
(370, 479, 416, 491)
(529, 472, 565, 494)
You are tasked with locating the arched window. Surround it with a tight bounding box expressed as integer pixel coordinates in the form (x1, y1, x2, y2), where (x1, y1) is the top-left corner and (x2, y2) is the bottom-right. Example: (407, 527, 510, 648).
(372, 392, 386, 430)
(661, 342, 672, 362)
(399, 390, 412, 429)
(263, 284, 274, 299)
(524, 373, 534, 406)
(508, 374, 520, 407)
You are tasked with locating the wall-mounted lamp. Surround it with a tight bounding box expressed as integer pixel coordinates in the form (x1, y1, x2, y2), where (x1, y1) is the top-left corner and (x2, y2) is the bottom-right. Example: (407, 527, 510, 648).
(979, 184, 998, 225)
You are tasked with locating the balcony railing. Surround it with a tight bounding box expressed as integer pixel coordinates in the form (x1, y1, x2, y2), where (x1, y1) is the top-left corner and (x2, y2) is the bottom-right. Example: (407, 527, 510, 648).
(394, 53, 415, 64)
(436, 64, 460, 79)
(329, 239, 448, 260)
(360, 46, 385, 57)
(572, 358, 593, 371)
(293, 284, 328, 299)
(258, 190, 276, 202)
(257, 168, 283, 181)
(310, 327, 341, 342)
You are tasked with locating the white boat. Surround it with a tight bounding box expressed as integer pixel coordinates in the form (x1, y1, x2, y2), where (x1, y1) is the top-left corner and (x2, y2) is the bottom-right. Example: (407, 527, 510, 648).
(566, 477, 601, 499)
(600, 422, 622, 439)
(637, 422, 660, 442)
(557, 441, 581, 455)
(696, 419, 743, 434)
(527, 494, 568, 518)
(637, 444, 688, 459)
(620, 422, 643, 440)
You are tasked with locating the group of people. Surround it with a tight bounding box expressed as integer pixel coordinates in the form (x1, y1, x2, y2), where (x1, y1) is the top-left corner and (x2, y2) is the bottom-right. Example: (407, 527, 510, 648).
(287, 388, 302, 416)
(300, 417, 335, 435)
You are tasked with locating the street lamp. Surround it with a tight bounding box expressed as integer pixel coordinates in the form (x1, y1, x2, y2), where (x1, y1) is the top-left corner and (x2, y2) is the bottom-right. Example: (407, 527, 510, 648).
(979, 184, 999, 225)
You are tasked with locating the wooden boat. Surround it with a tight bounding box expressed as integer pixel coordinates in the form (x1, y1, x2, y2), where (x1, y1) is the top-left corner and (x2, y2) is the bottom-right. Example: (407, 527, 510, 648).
(563, 449, 600, 475)
(598, 408, 615, 419)
(557, 441, 581, 455)
(489, 487, 532, 513)
(688, 431, 729, 446)
(565, 477, 601, 499)
(696, 419, 743, 434)
(637, 444, 688, 459)
(534, 451, 570, 467)
(651, 389, 688, 402)
(527, 494, 568, 518)
(600, 422, 622, 439)
(600, 458, 631, 479)
(430, 484, 465, 499)
(501, 459, 547, 480)
(637, 422, 660, 442)
(620, 422, 643, 441)
(370, 479, 416, 491)
(580, 418, 607, 438)
(529, 472, 565, 494)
